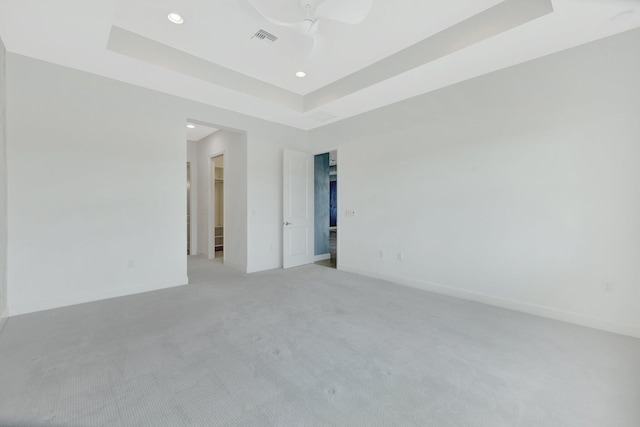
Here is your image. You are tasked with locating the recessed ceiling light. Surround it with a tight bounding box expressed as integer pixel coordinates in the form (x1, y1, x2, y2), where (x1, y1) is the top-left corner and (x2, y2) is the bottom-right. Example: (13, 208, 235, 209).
(296, 71, 306, 78)
(168, 13, 184, 24)
(186, 123, 195, 129)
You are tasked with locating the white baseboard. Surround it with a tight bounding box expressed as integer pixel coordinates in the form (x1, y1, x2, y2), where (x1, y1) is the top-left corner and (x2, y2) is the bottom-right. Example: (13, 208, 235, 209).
(9, 277, 189, 317)
(339, 265, 640, 339)
(0, 305, 8, 333)
(314, 253, 331, 262)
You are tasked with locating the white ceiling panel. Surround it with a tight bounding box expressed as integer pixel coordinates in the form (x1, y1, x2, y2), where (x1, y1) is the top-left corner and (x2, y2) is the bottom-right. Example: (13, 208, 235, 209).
(0, 0, 638, 129)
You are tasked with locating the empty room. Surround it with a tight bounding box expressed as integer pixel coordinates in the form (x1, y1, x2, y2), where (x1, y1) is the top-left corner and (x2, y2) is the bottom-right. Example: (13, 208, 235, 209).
(1, 0, 639, 426)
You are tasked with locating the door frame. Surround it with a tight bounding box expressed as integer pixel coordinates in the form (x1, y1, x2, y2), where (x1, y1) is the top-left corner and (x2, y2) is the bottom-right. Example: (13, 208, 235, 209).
(312, 147, 340, 269)
(208, 151, 225, 261)
(187, 161, 192, 256)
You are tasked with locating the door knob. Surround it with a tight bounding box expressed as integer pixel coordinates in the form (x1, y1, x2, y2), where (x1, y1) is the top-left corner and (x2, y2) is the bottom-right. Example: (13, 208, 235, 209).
(284, 222, 292, 225)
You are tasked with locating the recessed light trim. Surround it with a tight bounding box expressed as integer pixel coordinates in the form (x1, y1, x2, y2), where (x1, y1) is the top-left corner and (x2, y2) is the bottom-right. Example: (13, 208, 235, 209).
(168, 13, 184, 24)
(186, 123, 196, 129)
(296, 71, 307, 78)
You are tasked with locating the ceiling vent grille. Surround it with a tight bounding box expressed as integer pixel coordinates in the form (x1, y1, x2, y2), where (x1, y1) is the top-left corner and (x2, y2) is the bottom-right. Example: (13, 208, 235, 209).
(251, 29, 278, 43)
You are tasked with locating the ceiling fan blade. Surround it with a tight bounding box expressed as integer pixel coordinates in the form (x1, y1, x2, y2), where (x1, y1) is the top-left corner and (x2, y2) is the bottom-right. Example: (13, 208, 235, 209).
(235, 0, 314, 58)
(315, 0, 373, 25)
(234, 0, 268, 23)
(307, 32, 328, 59)
(281, 19, 317, 35)
(275, 32, 315, 58)
(242, 0, 306, 25)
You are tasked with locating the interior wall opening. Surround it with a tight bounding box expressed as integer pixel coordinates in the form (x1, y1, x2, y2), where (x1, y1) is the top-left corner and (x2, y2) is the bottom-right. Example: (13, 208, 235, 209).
(314, 150, 337, 269)
(187, 161, 191, 255)
(186, 119, 248, 272)
(211, 155, 224, 261)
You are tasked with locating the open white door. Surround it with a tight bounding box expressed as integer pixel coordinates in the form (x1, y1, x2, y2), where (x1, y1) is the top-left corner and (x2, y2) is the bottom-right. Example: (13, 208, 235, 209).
(283, 149, 314, 269)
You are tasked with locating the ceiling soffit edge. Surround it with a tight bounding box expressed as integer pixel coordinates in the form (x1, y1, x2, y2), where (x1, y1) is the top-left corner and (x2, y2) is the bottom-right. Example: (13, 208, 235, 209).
(106, 0, 553, 115)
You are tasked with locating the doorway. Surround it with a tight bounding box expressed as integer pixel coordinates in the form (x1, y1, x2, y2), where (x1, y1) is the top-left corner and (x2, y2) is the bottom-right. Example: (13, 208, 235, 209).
(210, 155, 224, 260)
(314, 150, 337, 268)
(187, 162, 191, 255)
(186, 120, 247, 271)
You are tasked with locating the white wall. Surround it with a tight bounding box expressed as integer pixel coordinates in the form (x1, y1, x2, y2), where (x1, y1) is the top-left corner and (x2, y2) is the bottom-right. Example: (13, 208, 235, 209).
(309, 29, 640, 338)
(246, 134, 312, 272)
(0, 37, 7, 329)
(196, 130, 248, 272)
(6, 53, 307, 315)
(6, 57, 189, 316)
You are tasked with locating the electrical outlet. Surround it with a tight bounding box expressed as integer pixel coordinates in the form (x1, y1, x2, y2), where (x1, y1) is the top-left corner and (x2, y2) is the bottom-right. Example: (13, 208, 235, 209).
(397, 252, 403, 261)
(128, 260, 135, 269)
(603, 283, 613, 294)
(379, 250, 384, 258)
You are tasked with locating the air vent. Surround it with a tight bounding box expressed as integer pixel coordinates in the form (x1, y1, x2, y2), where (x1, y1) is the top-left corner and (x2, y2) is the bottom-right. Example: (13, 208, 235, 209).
(251, 29, 278, 43)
